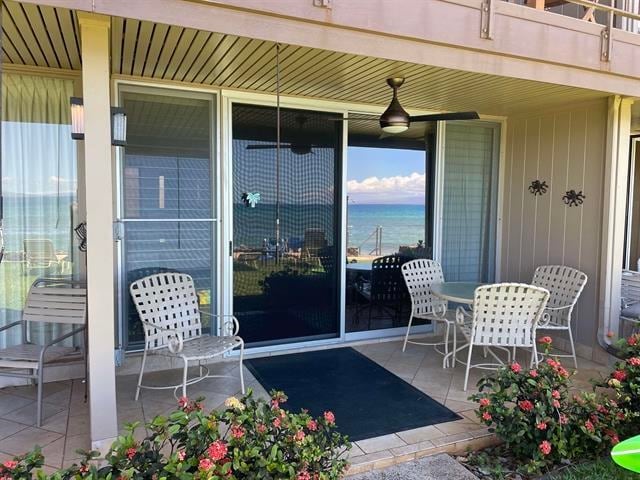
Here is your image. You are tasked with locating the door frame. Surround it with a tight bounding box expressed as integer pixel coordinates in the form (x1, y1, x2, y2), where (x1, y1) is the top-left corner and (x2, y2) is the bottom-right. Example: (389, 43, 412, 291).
(112, 79, 221, 355)
(221, 91, 351, 353)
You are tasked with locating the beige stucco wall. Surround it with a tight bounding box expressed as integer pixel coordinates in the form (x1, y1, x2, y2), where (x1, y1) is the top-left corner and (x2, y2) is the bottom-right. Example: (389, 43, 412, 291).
(500, 99, 608, 358)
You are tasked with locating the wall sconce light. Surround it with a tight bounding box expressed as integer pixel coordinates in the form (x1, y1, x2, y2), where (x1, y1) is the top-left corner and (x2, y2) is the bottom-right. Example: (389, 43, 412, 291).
(70, 97, 127, 146)
(111, 107, 127, 147)
(70, 97, 84, 140)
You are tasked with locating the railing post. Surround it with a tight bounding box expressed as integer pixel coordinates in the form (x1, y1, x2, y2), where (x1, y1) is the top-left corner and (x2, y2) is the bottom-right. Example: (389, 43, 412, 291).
(601, 10, 614, 62)
(480, 0, 495, 39)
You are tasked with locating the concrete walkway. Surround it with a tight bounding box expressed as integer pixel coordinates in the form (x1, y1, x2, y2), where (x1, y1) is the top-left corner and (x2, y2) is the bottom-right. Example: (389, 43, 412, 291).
(349, 454, 478, 479)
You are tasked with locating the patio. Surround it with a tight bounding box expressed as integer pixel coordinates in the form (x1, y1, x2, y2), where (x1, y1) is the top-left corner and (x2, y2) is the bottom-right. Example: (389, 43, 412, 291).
(0, 338, 610, 475)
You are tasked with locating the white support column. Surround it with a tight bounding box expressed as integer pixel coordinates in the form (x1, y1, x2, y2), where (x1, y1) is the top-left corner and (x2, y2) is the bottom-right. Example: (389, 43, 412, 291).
(78, 12, 118, 450)
(599, 95, 634, 360)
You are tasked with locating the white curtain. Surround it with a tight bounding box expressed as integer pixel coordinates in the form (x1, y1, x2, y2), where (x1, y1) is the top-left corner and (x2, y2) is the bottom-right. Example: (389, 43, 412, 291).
(0, 73, 79, 347)
(441, 122, 498, 283)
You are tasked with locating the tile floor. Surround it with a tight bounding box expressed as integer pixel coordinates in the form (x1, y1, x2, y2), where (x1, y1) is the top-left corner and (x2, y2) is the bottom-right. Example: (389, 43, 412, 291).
(0, 339, 612, 474)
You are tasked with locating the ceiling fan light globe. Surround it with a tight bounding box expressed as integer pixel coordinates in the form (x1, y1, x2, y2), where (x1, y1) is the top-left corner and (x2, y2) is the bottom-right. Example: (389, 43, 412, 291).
(381, 124, 409, 134)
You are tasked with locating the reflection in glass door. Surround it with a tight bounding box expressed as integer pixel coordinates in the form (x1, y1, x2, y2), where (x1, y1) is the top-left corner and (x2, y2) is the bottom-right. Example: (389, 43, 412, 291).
(232, 104, 342, 346)
(118, 87, 216, 350)
(345, 118, 436, 333)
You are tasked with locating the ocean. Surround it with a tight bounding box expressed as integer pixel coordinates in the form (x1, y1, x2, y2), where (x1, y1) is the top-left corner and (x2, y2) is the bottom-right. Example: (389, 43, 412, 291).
(347, 204, 425, 256)
(1, 196, 425, 258)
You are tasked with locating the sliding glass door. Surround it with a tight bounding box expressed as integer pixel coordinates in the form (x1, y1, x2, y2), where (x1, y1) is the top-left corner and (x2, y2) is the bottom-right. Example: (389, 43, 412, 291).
(231, 104, 342, 346)
(345, 117, 436, 333)
(117, 86, 216, 351)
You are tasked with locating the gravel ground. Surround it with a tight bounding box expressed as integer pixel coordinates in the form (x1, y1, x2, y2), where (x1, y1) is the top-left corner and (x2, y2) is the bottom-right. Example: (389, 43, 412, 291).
(348, 454, 479, 479)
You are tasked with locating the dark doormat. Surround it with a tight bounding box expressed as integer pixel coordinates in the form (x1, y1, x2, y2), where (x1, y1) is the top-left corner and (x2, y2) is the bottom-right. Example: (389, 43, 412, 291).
(245, 347, 461, 441)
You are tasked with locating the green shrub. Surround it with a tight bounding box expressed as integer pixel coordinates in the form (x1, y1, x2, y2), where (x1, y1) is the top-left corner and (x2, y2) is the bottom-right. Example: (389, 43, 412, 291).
(597, 332, 640, 430)
(469, 337, 630, 474)
(4, 390, 350, 480)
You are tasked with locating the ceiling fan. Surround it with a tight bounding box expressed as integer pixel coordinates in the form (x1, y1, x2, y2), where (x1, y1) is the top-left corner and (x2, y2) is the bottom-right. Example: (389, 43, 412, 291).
(246, 115, 319, 155)
(339, 77, 480, 134)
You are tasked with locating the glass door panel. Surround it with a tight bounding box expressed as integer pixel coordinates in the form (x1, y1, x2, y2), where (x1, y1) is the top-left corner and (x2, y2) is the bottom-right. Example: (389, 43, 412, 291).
(345, 118, 435, 333)
(118, 87, 216, 350)
(232, 104, 341, 346)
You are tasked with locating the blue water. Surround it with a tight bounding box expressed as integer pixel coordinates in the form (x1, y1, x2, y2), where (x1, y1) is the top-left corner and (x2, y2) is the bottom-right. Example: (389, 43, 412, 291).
(1, 196, 425, 258)
(348, 204, 425, 255)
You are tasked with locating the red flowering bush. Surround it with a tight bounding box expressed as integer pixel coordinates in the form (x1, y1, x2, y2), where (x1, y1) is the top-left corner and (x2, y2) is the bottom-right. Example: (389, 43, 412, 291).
(470, 338, 629, 474)
(597, 332, 640, 431)
(12, 390, 349, 479)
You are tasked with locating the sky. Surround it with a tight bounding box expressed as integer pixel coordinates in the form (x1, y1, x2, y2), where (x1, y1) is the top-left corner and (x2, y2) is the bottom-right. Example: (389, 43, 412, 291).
(347, 146, 426, 205)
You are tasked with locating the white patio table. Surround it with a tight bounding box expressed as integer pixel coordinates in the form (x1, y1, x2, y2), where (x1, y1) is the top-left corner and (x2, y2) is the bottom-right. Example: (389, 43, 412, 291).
(430, 281, 483, 305)
(430, 281, 484, 367)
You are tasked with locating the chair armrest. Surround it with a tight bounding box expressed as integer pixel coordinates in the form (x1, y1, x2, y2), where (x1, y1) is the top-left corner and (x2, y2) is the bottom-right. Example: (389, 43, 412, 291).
(139, 320, 184, 353)
(538, 304, 571, 327)
(0, 320, 22, 333)
(545, 304, 572, 311)
(44, 325, 85, 348)
(40, 325, 86, 363)
(621, 296, 639, 309)
(537, 312, 552, 328)
(200, 312, 240, 337)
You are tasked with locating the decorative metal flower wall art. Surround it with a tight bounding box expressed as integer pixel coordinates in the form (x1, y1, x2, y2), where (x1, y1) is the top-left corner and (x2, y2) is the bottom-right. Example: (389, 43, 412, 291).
(562, 190, 585, 207)
(528, 180, 548, 196)
(242, 192, 261, 208)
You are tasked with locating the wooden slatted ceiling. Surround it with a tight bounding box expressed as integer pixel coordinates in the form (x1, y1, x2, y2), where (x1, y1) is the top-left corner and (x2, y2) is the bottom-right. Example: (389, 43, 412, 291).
(2, 1, 609, 116)
(2, 1, 81, 69)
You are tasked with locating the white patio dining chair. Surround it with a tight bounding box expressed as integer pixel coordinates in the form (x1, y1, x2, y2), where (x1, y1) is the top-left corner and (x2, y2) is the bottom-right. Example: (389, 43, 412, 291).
(619, 269, 640, 339)
(531, 265, 588, 369)
(0, 280, 86, 426)
(401, 259, 455, 367)
(456, 283, 549, 391)
(129, 272, 245, 401)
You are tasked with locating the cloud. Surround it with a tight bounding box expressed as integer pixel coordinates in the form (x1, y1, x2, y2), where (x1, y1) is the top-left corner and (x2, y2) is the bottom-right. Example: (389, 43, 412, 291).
(347, 172, 425, 204)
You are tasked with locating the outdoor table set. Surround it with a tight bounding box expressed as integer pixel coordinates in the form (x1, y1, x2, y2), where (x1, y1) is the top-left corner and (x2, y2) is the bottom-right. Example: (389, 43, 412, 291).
(401, 261, 588, 391)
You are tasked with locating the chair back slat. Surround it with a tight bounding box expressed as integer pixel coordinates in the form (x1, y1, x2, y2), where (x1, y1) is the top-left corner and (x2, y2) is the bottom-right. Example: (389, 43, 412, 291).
(532, 265, 587, 327)
(370, 254, 410, 303)
(129, 272, 202, 351)
(401, 259, 447, 316)
(472, 283, 549, 347)
(22, 286, 87, 325)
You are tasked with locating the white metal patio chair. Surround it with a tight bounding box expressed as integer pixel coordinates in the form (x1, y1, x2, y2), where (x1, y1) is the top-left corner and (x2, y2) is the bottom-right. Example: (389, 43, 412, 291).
(401, 259, 455, 367)
(455, 283, 549, 391)
(620, 270, 640, 338)
(531, 265, 588, 369)
(129, 272, 245, 401)
(0, 280, 86, 426)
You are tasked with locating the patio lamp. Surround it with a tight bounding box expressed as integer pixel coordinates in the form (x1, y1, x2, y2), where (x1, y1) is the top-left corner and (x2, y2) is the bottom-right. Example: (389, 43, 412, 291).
(70, 97, 127, 146)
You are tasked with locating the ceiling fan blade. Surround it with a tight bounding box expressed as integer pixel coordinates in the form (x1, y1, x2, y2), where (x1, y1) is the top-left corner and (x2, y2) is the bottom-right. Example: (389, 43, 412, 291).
(409, 111, 480, 122)
(326, 117, 378, 122)
(246, 144, 293, 150)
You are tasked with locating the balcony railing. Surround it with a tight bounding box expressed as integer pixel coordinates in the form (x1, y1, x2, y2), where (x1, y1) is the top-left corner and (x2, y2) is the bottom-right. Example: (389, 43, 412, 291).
(505, 0, 640, 34)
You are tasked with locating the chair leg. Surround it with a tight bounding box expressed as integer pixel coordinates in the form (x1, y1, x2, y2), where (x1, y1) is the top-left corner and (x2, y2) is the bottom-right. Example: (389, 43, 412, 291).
(530, 342, 539, 369)
(568, 328, 578, 370)
(443, 321, 450, 368)
(36, 367, 43, 427)
(181, 359, 189, 399)
(239, 341, 245, 395)
(452, 324, 457, 367)
(403, 313, 414, 352)
(135, 350, 147, 402)
(464, 343, 474, 392)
